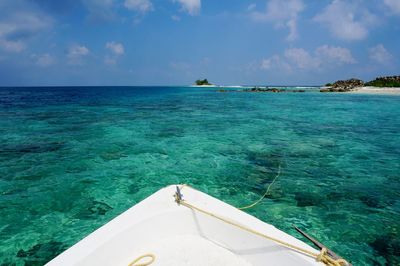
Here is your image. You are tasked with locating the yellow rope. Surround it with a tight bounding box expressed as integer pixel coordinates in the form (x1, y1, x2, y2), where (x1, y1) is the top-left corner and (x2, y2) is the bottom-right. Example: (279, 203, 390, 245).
(238, 164, 281, 210)
(316, 248, 349, 266)
(128, 253, 155, 266)
(178, 197, 349, 266)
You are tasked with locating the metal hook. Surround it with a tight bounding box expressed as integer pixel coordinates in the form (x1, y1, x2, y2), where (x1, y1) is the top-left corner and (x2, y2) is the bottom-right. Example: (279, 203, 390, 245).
(174, 186, 184, 205)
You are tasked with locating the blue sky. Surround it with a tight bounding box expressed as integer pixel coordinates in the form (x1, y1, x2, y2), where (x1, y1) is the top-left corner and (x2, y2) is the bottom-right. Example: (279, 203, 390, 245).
(0, 0, 399, 86)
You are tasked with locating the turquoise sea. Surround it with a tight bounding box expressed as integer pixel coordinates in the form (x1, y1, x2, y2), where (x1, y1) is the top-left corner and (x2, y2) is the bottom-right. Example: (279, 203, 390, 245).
(0, 86, 399, 265)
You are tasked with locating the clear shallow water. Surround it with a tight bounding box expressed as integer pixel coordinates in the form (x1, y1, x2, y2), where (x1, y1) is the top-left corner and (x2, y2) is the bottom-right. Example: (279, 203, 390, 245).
(0, 86, 399, 265)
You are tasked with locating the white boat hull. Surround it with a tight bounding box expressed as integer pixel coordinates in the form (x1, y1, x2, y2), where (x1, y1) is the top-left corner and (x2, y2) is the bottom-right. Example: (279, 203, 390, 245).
(47, 185, 324, 266)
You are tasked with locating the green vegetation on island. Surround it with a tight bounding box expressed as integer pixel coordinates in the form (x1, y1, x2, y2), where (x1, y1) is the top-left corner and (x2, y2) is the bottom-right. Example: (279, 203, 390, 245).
(365, 76, 400, 87)
(195, 79, 212, 86)
(321, 75, 400, 92)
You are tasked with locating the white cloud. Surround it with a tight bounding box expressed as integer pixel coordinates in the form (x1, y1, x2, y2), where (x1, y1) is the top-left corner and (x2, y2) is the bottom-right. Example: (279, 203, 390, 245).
(250, 0, 304, 41)
(261, 45, 356, 71)
(67, 45, 89, 65)
(314, 0, 377, 41)
(384, 0, 400, 15)
(261, 58, 272, 70)
(316, 45, 356, 64)
(32, 53, 55, 67)
(68, 45, 89, 57)
(261, 55, 289, 71)
(369, 44, 392, 64)
(104, 41, 124, 65)
(106, 41, 124, 55)
(0, 11, 52, 52)
(285, 48, 320, 69)
(173, 0, 201, 16)
(0, 40, 25, 53)
(124, 0, 153, 13)
(286, 19, 298, 42)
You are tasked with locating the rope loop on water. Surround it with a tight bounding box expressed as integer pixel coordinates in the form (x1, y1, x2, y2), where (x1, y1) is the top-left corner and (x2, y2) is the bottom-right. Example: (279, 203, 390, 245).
(238, 164, 282, 210)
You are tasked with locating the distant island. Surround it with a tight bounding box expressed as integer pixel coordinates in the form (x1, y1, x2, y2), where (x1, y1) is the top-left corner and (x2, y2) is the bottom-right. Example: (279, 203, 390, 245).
(365, 76, 400, 87)
(217, 87, 306, 93)
(210, 75, 400, 95)
(195, 79, 213, 86)
(321, 75, 400, 93)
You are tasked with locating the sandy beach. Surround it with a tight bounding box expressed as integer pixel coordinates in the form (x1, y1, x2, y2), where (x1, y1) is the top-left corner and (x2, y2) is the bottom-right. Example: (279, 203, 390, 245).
(349, 86, 400, 95)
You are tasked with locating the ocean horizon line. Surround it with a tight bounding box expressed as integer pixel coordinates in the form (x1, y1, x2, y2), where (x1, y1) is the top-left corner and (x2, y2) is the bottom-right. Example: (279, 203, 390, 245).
(0, 85, 323, 88)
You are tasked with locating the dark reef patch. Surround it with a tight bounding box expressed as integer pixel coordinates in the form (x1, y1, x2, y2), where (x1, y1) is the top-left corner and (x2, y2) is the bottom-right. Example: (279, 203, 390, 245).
(294, 192, 325, 207)
(369, 234, 400, 265)
(76, 200, 113, 219)
(88, 201, 113, 216)
(16, 241, 67, 265)
(127, 183, 141, 194)
(264, 186, 285, 200)
(359, 195, 383, 208)
(326, 190, 394, 210)
(0, 142, 64, 154)
(157, 127, 185, 138)
(100, 151, 127, 161)
(247, 150, 284, 170)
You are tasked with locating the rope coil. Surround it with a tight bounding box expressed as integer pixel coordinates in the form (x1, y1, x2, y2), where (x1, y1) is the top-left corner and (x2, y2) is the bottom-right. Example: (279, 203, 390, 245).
(128, 253, 155, 266)
(177, 185, 349, 266)
(316, 248, 349, 266)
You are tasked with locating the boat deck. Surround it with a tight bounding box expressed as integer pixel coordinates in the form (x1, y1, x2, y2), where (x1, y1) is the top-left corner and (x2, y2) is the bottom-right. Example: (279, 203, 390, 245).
(131, 234, 252, 266)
